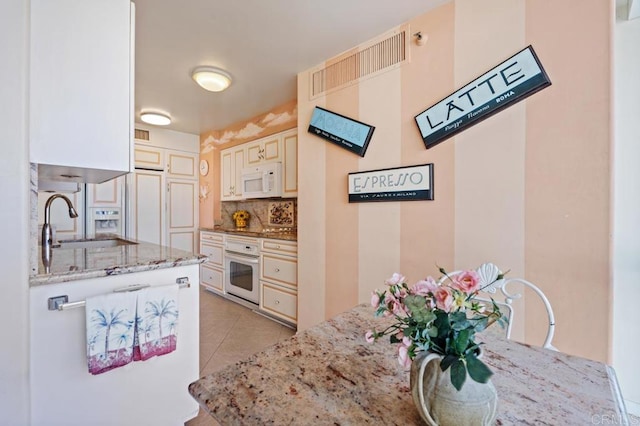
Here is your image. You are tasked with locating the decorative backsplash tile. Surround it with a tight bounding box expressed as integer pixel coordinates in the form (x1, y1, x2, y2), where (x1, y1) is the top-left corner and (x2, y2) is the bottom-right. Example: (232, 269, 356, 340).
(220, 198, 297, 231)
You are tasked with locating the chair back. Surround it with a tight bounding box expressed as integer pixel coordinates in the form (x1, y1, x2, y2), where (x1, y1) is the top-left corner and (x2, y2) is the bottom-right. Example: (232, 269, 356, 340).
(440, 263, 556, 350)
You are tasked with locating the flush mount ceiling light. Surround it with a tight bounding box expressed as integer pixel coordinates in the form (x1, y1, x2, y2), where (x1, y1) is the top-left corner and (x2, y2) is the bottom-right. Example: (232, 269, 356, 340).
(140, 112, 171, 126)
(191, 66, 232, 92)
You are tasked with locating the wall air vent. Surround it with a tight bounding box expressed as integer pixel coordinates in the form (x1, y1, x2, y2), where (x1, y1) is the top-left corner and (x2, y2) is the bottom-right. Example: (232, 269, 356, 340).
(134, 128, 150, 141)
(310, 26, 409, 99)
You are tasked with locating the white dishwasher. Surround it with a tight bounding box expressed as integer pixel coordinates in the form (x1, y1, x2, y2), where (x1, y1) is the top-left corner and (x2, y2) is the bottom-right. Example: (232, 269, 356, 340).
(29, 265, 200, 426)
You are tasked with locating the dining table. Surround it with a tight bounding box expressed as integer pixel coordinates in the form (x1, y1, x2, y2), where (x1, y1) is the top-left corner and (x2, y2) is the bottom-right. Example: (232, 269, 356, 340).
(189, 303, 630, 425)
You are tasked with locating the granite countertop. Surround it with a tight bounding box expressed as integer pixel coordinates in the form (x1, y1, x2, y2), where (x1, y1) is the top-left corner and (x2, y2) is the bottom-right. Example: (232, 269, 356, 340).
(200, 226, 297, 242)
(189, 304, 628, 425)
(31, 235, 206, 287)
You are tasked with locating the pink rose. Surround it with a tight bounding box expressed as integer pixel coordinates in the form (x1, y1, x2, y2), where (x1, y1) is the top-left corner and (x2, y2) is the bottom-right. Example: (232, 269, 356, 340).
(433, 287, 453, 312)
(398, 343, 412, 368)
(371, 292, 380, 308)
(452, 270, 480, 294)
(385, 273, 406, 286)
(412, 277, 439, 296)
(365, 331, 375, 343)
(384, 292, 406, 316)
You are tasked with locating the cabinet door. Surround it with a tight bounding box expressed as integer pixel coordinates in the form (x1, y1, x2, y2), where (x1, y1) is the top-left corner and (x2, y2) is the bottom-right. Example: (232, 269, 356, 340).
(86, 175, 124, 207)
(283, 131, 298, 197)
(201, 264, 224, 293)
(167, 179, 198, 252)
(261, 282, 297, 324)
(246, 136, 280, 165)
(246, 141, 263, 165)
(167, 150, 197, 180)
(130, 170, 164, 246)
(30, 0, 132, 180)
(221, 149, 233, 200)
(233, 148, 245, 199)
(134, 145, 164, 170)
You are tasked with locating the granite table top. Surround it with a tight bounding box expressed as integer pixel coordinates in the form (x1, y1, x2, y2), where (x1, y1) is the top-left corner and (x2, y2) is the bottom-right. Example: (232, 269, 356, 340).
(189, 304, 629, 425)
(201, 226, 297, 242)
(31, 235, 206, 287)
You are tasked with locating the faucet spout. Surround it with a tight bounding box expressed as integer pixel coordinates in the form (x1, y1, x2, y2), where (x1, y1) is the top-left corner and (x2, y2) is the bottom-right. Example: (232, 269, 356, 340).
(42, 194, 78, 247)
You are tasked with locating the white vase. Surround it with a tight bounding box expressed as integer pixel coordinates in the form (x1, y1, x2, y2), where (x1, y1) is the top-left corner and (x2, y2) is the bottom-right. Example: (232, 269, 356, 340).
(410, 350, 498, 426)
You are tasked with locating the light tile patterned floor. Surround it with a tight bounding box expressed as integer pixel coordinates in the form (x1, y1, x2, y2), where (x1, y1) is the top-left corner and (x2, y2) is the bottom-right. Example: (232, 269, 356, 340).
(185, 287, 296, 426)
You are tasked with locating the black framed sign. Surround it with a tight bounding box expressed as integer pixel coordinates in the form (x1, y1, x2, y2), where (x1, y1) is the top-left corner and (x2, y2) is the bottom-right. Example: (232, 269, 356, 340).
(348, 164, 434, 203)
(308, 106, 375, 157)
(415, 45, 551, 149)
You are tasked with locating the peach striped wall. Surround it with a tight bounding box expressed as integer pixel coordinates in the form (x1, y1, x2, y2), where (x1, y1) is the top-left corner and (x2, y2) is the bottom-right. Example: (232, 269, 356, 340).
(297, 0, 612, 364)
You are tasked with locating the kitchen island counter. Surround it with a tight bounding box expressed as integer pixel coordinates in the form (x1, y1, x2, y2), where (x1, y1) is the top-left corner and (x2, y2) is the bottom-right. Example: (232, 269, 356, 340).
(188, 304, 628, 425)
(31, 235, 206, 286)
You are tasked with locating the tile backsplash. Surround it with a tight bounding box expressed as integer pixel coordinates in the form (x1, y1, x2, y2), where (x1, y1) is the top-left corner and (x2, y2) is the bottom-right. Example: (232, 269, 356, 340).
(220, 198, 297, 231)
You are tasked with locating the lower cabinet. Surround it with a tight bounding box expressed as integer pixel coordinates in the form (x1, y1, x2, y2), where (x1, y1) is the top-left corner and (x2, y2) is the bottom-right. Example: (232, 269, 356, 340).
(260, 238, 297, 326)
(199, 231, 225, 294)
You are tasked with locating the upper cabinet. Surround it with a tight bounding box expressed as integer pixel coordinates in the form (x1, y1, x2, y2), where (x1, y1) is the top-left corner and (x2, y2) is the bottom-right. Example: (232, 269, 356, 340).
(245, 135, 281, 165)
(30, 0, 134, 184)
(220, 129, 297, 201)
(220, 146, 245, 201)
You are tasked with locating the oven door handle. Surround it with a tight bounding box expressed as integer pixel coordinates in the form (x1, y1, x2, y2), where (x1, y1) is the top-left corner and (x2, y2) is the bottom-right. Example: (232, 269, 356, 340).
(225, 252, 260, 264)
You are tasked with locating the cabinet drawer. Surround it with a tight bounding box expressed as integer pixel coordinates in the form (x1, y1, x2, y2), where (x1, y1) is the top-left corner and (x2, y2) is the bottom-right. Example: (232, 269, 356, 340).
(261, 282, 297, 323)
(261, 253, 297, 287)
(200, 231, 224, 243)
(261, 239, 297, 256)
(200, 242, 223, 266)
(200, 264, 223, 292)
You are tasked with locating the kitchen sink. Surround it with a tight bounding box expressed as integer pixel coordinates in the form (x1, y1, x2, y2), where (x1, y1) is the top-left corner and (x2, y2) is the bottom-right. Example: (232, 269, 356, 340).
(54, 238, 138, 249)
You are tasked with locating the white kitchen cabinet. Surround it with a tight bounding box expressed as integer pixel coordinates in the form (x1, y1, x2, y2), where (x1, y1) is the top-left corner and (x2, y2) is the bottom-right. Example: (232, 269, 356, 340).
(134, 145, 164, 170)
(282, 130, 298, 197)
(30, 0, 134, 184)
(260, 238, 297, 325)
(130, 142, 199, 252)
(199, 231, 225, 294)
(167, 178, 198, 252)
(86, 175, 125, 208)
(220, 146, 245, 201)
(245, 135, 281, 165)
(167, 150, 198, 179)
(129, 170, 165, 246)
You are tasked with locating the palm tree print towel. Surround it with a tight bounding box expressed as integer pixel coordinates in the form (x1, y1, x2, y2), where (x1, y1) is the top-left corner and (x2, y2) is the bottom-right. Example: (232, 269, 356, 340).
(86, 292, 137, 375)
(86, 284, 180, 375)
(134, 284, 179, 361)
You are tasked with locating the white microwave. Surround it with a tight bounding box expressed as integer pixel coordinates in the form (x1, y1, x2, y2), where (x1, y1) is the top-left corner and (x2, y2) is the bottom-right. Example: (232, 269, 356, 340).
(241, 162, 283, 199)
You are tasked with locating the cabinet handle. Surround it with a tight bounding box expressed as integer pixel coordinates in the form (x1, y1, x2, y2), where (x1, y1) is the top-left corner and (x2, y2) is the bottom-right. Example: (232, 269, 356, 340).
(274, 268, 280, 272)
(275, 245, 281, 249)
(275, 300, 280, 305)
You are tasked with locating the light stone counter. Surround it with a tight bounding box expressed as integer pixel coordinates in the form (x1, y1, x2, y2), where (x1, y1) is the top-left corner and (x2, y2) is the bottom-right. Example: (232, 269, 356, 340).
(201, 226, 297, 242)
(189, 304, 629, 425)
(30, 236, 206, 286)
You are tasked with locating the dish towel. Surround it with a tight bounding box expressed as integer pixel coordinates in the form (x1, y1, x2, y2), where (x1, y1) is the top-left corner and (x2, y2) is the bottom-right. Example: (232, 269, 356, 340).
(134, 284, 180, 361)
(86, 291, 137, 375)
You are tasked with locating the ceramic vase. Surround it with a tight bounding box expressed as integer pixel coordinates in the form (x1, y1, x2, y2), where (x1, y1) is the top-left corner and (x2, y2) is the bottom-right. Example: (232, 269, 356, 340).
(409, 350, 498, 426)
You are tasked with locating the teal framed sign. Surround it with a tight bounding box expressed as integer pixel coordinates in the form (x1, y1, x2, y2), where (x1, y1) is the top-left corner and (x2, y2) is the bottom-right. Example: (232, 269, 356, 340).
(308, 106, 375, 157)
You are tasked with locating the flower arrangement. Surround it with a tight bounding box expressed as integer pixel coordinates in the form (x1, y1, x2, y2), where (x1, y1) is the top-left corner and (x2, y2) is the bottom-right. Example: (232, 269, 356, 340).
(232, 210, 250, 228)
(366, 266, 507, 391)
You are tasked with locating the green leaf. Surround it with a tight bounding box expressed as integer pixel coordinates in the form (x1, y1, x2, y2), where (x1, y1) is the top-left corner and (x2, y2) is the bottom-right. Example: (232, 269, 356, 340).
(440, 354, 458, 372)
(450, 359, 466, 391)
(465, 353, 493, 384)
(454, 329, 470, 354)
(404, 295, 436, 324)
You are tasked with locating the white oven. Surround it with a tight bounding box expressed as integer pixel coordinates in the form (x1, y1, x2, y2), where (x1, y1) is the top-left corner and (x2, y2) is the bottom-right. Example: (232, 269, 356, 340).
(224, 238, 260, 305)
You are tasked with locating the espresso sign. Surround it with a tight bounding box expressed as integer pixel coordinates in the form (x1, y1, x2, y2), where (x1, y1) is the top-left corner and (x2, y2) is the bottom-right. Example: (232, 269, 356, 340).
(348, 164, 434, 203)
(308, 106, 375, 157)
(415, 45, 551, 149)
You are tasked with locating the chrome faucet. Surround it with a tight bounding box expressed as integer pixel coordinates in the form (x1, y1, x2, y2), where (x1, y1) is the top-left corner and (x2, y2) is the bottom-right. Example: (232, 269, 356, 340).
(42, 194, 78, 248)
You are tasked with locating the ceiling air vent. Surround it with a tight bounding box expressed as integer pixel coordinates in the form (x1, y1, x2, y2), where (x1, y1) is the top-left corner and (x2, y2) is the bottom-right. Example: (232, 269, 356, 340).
(134, 128, 150, 141)
(310, 26, 409, 99)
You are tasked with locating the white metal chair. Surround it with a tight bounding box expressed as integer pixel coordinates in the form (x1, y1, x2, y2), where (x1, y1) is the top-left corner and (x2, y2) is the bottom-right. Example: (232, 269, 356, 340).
(439, 263, 557, 350)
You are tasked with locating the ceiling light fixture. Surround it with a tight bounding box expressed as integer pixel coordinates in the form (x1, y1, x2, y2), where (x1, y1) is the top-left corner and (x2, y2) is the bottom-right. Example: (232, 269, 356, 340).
(191, 66, 232, 92)
(140, 112, 171, 126)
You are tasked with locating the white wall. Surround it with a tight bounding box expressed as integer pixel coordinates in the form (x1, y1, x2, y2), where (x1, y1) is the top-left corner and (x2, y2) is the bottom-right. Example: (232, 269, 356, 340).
(0, 0, 31, 423)
(135, 123, 200, 153)
(613, 8, 640, 416)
